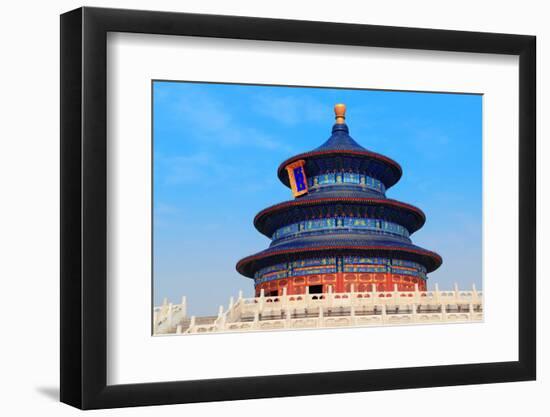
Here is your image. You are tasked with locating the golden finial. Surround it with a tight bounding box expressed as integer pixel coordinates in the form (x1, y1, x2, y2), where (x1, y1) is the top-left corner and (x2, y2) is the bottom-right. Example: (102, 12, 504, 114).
(334, 103, 346, 124)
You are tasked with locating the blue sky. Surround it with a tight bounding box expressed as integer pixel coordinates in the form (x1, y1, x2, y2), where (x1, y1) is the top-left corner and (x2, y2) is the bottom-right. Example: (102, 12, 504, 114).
(153, 81, 482, 316)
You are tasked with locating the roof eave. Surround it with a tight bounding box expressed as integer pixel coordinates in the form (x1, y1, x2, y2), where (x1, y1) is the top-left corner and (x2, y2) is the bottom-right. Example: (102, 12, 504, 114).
(277, 149, 403, 188)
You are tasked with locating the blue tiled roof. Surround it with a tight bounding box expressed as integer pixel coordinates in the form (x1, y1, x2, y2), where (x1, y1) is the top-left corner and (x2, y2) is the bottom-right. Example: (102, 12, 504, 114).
(276, 122, 402, 189)
(236, 233, 442, 277)
(314, 123, 367, 152)
(253, 196, 426, 238)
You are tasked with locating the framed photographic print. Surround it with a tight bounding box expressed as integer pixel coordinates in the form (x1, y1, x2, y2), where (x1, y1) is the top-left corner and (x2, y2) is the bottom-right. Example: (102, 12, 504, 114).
(60, 6, 536, 410)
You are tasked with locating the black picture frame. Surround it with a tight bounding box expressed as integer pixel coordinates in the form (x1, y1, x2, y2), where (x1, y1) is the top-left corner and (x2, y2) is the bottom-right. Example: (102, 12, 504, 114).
(60, 6, 536, 410)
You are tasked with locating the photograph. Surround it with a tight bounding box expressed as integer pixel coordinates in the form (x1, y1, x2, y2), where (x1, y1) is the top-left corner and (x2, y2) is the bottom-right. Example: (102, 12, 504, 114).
(152, 81, 484, 335)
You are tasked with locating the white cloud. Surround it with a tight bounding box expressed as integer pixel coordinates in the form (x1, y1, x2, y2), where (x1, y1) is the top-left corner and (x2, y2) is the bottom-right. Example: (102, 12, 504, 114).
(160, 85, 292, 152)
(156, 152, 225, 185)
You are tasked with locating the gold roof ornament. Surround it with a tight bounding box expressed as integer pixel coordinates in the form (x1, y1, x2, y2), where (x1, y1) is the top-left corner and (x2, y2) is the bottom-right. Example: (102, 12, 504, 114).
(334, 103, 346, 124)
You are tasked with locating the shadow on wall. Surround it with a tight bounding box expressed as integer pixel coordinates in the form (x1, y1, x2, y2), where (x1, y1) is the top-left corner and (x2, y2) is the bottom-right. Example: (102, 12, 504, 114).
(35, 386, 59, 401)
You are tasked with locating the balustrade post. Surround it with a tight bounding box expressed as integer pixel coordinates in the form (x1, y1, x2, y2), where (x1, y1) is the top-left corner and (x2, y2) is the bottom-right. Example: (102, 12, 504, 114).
(216, 305, 225, 330)
(180, 296, 187, 318)
(153, 311, 159, 334)
(226, 296, 235, 321)
(441, 302, 446, 322)
(350, 283, 356, 308)
(302, 286, 309, 309)
(176, 324, 182, 334)
(434, 283, 440, 303)
(454, 282, 459, 301)
(259, 288, 265, 312)
(167, 303, 173, 328)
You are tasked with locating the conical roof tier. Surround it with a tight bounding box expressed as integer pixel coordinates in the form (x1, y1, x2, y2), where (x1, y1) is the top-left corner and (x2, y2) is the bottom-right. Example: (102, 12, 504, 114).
(237, 104, 441, 296)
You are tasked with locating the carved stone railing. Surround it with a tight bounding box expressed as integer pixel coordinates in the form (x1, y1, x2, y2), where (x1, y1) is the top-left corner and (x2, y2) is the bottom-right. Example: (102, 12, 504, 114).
(153, 283, 483, 335)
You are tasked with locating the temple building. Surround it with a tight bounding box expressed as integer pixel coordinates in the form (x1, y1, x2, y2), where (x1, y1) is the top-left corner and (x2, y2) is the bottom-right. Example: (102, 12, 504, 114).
(153, 104, 483, 335)
(236, 104, 442, 297)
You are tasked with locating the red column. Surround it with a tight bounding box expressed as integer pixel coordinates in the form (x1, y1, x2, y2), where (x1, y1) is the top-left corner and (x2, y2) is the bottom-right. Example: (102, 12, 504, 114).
(336, 272, 344, 292)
